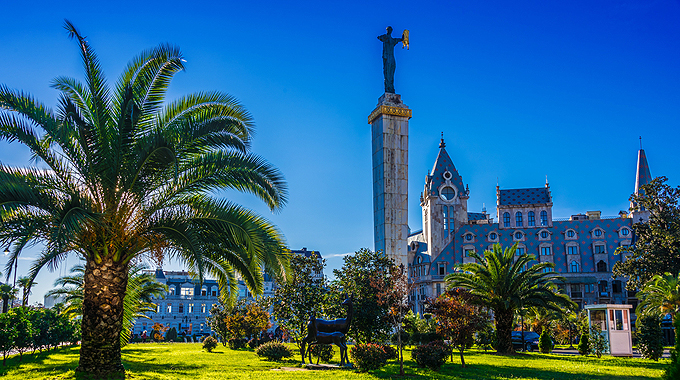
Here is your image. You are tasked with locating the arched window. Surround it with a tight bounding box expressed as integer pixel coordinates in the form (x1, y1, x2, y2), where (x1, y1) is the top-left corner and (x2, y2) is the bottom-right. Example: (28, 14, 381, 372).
(570, 261, 579, 273)
(443, 206, 448, 231)
(597, 260, 607, 272)
(515, 212, 523, 227)
(540, 211, 548, 226)
(503, 212, 510, 227)
(528, 211, 535, 226)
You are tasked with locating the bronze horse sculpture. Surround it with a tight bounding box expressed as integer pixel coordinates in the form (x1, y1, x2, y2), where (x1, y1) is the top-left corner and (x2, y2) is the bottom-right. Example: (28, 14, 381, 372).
(300, 295, 353, 366)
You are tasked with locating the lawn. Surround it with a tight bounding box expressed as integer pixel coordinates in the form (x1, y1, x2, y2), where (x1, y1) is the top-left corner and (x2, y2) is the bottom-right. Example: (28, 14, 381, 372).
(0, 343, 668, 380)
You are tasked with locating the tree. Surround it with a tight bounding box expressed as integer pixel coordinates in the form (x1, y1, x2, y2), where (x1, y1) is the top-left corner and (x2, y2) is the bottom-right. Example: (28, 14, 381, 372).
(7, 307, 35, 361)
(45, 262, 167, 346)
(636, 314, 664, 361)
(272, 253, 325, 349)
(17, 277, 35, 307)
(588, 325, 609, 358)
(613, 177, 680, 290)
(371, 263, 413, 375)
(207, 303, 231, 346)
(428, 289, 490, 368)
(0, 312, 17, 365)
(0, 284, 17, 314)
(151, 323, 168, 342)
(0, 21, 288, 377)
(445, 243, 576, 354)
(332, 248, 394, 343)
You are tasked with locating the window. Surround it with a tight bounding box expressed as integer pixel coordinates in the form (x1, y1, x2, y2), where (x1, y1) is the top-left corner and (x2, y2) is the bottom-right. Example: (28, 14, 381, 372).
(585, 284, 594, 293)
(597, 260, 607, 272)
(156, 304, 160, 313)
(489, 232, 497, 240)
(181, 287, 193, 296)
(613, 280, 622, 294)
(167, 304, 172, 313)
(567, 230, 575, 238)
(169, 286, 175, 295)
(178, 303, 184, 313)
(441, 186, 456, 200)
(516, 247, 525, 256)
(528, 211, 535, 227)
(598, 280, 608, 293)
(201, 289, 207, 296)
(503, 212, 510, 227)
(540, 231, 549, 239)
(570, 261, 580, 273)
(443, 206, 448, 231)
(594, 245, 605, 254)
(201, 304, 206, 314)
(542, 267, 553, 273)
(594, 229, 603, 237)
(188, 303, 194, 313)
(465, 233, 473, 241)
(438, 264, 445, 276)
(515, 212, 523, 227)
(540, 211, 548, 226)
(465, 249, 474, 257)
(621, 228, 630, 236)
(567, 246, 578, 255)
(515, 231, 522, 240)
(541, 246, 551, 256)
(436, 283, 441, 297)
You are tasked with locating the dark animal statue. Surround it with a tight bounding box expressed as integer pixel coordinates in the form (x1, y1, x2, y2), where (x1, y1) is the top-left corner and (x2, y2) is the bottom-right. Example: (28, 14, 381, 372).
(301, 313, 348, 366)
(315, 295, 353, 335)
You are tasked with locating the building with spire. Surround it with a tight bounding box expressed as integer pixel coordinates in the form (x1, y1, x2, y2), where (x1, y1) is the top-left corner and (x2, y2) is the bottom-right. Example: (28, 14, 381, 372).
(405, 139, 652, 315)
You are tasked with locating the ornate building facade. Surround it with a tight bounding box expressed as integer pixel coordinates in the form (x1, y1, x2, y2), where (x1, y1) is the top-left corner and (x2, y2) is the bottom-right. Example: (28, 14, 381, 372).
(406, 137, 651, 315)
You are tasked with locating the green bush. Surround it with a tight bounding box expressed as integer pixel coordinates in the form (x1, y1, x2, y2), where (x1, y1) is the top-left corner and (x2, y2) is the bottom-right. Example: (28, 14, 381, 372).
(588, 325, 609, 358)
(228, 338, 247, 350)
(349, 343, 387, 372)
(166, 327, 178, 342)
(539, 329, 553, 354)
(309, 344, 335, 363)
(637, 314, 664, 361)
(663, 317, 680, 380)
(203, 336, 218, 352)
(577, 331, 590, 356)
(411, 341, 450, 371)
(381, 344, 398, 360)
(248, 338, 261, 349)
(256, 341, 293, 361)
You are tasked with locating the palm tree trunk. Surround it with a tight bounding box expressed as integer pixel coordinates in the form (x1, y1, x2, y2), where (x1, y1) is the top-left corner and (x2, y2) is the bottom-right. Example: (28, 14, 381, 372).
(1, 296, 8, 313)
(495, 308, 514, 354)
(75, 256, 129, 377)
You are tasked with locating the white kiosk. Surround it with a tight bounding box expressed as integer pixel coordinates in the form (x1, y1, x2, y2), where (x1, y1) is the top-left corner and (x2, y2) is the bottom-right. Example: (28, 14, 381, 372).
(585, 304, 633, 357)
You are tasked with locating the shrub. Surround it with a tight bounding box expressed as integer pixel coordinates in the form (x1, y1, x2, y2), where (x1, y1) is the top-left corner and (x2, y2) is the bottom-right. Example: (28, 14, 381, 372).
(203, 336, 218, 352)
(381, 344, 398, 360)
(256, 341, 293, 361)
(538, 329, 553, 354)
(588, 325, 609, 358)
(248, 338, 261, 349)
(475, 323, 495, 351)
(349, 343, 387, 372)
(637, 314, 664, 361)
(411, 341, 450, 371)
(577, 331, 590, 356)
(309, 344, 335, 363)
(166, 327, 178, 342)
(228, 338, 247, 350)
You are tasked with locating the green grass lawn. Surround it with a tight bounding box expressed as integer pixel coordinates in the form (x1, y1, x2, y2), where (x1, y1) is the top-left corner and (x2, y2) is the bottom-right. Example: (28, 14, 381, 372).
(0, 343, 669, 380)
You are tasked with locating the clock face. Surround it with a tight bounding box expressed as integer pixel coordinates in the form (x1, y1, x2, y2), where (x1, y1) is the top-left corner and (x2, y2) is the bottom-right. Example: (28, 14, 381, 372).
(440, 186, 456, 201)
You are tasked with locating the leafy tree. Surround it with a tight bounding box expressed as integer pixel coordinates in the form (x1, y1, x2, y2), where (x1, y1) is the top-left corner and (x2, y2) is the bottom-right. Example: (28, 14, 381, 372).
(588, 325, 609, 358)
(207, 303, 231, 346)
(445, 243, 575, 354)
(0, 284, 17, 314)
(371, 263, 412, 375)
(151, 323, 168, 341)
(332, 248, 393, 343)
(402, 309, 437, 345)
(613, 177, 680, 290)
(538, 328, 553, 354)
(0, 21, 288, 378)
(636, 314, 664, 361)
(272, 253, 325, 349)
(0, 312, 17, 365)
(166, 327, 178, 342)
(45, 263, 167, 346)
(7, 307, 35, 360)
(429, 289, 490, 368)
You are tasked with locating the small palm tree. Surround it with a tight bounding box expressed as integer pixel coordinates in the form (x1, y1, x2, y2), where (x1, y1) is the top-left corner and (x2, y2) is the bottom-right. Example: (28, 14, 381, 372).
(17, 276, 36, 307)
(636, 273, 680, 320)
(445, 243, 575, 353)
(0, 21, 288, 377)
(46, 263, 167, 346)
(0, 284, 18, 313)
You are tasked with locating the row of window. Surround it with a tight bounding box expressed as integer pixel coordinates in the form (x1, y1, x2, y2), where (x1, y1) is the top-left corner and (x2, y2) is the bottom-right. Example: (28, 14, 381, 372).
(160, 303, 213, 314)
(168, 286, 218, 297)
(503, 210, 548, 227)
(464, 229, 630, 244)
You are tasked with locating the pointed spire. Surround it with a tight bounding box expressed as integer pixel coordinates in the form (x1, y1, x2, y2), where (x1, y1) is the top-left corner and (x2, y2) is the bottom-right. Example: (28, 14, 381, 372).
(631, 140, 652, 211)
(439, 132, 446, 148)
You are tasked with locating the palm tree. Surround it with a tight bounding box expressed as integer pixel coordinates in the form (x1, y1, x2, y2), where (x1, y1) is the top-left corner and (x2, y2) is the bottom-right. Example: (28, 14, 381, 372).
(445, 243, 575, 353)
(0, 21, 288, 377)
(17, 276, 36, 307)
(0, 284, 18, 313)
(46, 263, 167, 346)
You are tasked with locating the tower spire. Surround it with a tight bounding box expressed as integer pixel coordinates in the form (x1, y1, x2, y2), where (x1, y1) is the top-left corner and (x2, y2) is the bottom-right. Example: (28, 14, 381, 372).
(631, 140, 652, 213)
(439, 132, 445, 148)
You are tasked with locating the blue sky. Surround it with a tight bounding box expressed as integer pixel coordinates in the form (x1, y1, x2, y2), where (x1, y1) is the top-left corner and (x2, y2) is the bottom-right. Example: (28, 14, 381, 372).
(1, 0, 679, 303)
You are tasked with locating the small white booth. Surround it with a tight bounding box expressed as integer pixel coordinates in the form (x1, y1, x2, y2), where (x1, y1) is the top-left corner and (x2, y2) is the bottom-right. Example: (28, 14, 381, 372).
(585, 304, 633, 357)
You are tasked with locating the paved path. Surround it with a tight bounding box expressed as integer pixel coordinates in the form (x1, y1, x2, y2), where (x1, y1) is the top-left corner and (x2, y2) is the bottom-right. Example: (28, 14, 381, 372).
(552, 347, 670, 359)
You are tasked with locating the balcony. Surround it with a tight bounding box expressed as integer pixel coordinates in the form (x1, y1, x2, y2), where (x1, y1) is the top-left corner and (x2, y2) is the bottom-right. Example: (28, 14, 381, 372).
(570, 291, 583, 298)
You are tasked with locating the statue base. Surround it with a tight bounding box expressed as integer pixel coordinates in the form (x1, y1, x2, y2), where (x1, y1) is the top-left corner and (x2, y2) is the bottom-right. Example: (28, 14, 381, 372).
(303, 363, 353, 370)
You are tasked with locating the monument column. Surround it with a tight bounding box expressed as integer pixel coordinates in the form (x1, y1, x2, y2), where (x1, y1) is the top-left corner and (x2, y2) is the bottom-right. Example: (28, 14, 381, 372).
(368, 93, 411, 267)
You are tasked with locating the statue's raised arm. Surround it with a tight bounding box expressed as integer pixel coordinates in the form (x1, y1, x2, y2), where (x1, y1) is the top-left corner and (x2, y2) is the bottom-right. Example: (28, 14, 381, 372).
(378, 26, 408, 94)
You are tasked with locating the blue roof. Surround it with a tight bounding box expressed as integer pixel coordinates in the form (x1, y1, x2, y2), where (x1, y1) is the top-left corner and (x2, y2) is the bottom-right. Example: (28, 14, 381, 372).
(498, 188, 551, 206)
(428, 145, 465, 197)
(468, 212, 487, 221)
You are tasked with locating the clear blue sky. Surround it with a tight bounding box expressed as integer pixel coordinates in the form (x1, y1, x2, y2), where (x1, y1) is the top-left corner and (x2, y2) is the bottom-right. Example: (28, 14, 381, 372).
(1, 0, 679, 303)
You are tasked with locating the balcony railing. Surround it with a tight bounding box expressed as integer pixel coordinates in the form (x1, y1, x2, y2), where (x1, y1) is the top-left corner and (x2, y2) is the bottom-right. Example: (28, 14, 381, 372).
(571, 291, 583, 298)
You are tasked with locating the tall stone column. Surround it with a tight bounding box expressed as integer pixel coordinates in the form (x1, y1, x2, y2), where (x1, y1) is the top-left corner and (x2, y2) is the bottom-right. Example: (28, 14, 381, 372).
(368, 93, 411, 268)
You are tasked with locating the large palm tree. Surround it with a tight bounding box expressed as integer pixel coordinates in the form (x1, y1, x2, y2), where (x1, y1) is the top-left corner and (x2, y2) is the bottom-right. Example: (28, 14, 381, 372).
(445, 243, 575, 353)
(0, 21, 289, 377)
(46, 263, 167, 346)
(0, 284, 17, 313)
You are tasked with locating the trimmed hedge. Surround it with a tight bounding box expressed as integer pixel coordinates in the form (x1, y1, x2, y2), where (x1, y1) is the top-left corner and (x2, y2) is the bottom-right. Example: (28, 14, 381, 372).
(255, 341, 293, 361)
(349, 343, 387, 372)
(411, 341, 450, 371)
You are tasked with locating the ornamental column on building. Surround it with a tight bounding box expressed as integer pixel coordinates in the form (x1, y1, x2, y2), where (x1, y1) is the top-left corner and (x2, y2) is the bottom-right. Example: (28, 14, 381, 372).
(368, 93, 412, 268)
